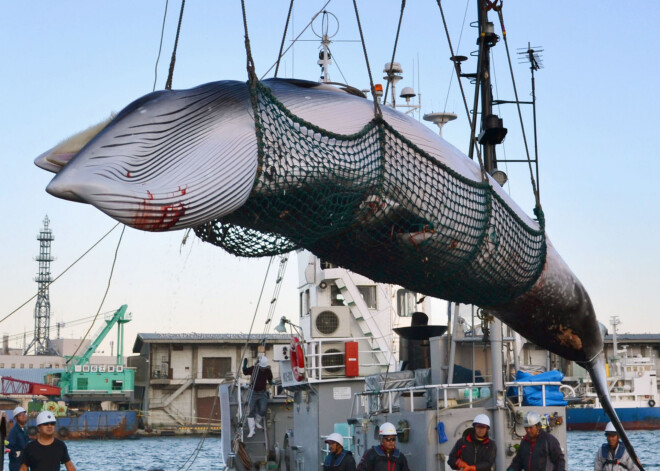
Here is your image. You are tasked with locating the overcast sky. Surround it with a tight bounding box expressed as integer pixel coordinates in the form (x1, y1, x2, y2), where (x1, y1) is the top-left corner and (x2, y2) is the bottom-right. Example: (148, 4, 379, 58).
(1, 1, 657, 356)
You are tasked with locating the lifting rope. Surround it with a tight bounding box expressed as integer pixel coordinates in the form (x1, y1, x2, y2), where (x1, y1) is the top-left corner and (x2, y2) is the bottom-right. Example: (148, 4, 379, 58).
(382, 0, 406, 108)
(351, 0, 382, 119)
(274, 0, 295, 78)
(165, 0, 186, 90)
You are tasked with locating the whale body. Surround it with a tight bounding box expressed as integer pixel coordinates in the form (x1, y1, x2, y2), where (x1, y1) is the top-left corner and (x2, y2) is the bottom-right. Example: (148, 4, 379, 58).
(36, 78, 642, 468)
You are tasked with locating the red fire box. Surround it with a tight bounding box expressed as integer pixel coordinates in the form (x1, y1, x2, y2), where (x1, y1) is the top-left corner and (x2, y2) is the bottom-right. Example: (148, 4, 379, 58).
(345, 341, 359, 377)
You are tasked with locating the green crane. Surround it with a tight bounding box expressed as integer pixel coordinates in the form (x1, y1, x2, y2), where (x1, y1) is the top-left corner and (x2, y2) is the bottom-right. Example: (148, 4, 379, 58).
(57, 305, 135, 402)
(67, 305, 131, 367)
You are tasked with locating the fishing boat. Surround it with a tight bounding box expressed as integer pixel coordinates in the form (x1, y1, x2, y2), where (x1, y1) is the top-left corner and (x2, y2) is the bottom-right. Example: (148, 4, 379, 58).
(567, 319, 660, 431)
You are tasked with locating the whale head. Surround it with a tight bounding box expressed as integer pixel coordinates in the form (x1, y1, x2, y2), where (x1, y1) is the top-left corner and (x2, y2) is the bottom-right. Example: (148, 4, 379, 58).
(40, 81, 258, 231)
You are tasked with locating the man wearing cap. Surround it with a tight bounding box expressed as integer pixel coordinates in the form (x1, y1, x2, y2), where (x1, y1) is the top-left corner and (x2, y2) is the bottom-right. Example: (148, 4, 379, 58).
(508, 411, 565, 471)
(8, 407, 29, 471)
(19, 411, 76, 471)
(594, 422, 635, 471)
(323, 432, 356, 471)
(448, 414, 497, 471)
(357, 422, 410, 471)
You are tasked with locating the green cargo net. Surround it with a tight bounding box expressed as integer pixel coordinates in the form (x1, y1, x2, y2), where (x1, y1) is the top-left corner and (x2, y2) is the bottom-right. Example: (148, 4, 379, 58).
(194, 82, 546, 307)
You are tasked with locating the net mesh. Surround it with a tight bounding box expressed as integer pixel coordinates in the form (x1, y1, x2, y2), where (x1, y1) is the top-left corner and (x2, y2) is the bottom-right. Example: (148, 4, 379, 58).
(194, 83, 546, 306)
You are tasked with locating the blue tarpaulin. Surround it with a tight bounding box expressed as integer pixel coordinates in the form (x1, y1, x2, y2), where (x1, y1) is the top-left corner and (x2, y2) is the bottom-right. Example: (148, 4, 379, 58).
(511, 370, 567, 406)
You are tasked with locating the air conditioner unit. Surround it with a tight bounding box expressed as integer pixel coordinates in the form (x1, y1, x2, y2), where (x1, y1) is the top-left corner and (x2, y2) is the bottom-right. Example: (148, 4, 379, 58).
(82, 365, 90, 372)
(311, 306, 351, 338)
(116, 365, 124, 372)
(99, 365, 106, 373)
(320, 343, 346, 377)
(107, 365, 115, 372)
(90, 365, 98, 373)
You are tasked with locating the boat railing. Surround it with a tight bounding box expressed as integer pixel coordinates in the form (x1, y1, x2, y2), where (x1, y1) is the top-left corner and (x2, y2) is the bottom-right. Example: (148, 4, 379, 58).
(350, 380, 564, 416)
(303, 337, 390, 381)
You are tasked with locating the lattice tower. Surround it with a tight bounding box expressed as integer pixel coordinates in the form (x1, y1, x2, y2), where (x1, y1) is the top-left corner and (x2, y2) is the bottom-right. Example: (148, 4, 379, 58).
(24, 216, 59, 355)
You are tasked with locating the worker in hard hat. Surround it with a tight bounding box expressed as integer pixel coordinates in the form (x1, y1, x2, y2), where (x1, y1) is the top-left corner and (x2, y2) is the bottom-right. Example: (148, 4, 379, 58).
(448, 414, 496, 470)
(507, 411, 565, 471)
(323, 432, 356, 471)
(8, 407, 28, 471)
(18, 411, 76, 471)
(356, 422, 410, 471)
(594, 422, 635, 471)
(242, 354, 273, 438)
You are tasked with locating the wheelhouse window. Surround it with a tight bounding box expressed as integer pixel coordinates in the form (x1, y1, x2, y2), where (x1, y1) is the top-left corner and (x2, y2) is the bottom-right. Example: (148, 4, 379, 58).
(357, 285, 377, 309)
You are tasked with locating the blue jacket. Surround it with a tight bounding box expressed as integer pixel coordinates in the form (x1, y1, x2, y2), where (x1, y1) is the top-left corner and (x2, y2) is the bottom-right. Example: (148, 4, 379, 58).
(324, 449, 356, 471)
(7, 420, 29, 471)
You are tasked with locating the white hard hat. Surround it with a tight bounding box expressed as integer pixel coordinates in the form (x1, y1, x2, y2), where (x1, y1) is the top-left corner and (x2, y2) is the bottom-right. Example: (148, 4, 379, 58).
(325, 432, 344, 446)
(523, 411, 542, 428)
(12, 406, 26, 417)
(605, 422, 617, 434)
(473, 414, 490, 428)
(379, 422, 397, 436)
(36, 411, 56, 426)
(258, 356, 269, 368)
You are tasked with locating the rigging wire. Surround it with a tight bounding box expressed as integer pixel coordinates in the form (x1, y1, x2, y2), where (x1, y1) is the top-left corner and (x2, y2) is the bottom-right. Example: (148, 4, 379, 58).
(260, 1, 332, 80)
(274, 0, 295, 78)
(442, 0, 471, 115)
(153, 0, 170, 92)
(495, 7, 541, 210)
(382, 0, 406, 108)
(66, 225, 126, 364)
(435, 0, 486, 179)
(177, 396, 220, 471)
(0, 223, 121, 325)
(165, 0, 186, 90)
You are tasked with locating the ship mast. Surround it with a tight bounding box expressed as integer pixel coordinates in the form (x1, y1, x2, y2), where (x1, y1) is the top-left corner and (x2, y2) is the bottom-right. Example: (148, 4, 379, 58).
(474, 3, 507, 470)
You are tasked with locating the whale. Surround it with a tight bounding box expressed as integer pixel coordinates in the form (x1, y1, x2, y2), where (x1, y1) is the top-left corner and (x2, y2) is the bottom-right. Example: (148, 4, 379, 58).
(36, 78, 643, 468)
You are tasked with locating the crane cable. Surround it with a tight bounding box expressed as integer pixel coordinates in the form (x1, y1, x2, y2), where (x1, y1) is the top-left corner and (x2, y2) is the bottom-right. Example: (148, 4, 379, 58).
(165, 0, 186, 90)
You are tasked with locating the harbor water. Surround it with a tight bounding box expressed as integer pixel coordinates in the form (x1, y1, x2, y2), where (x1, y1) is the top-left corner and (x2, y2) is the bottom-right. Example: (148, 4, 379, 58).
(3, 432, 658, 470)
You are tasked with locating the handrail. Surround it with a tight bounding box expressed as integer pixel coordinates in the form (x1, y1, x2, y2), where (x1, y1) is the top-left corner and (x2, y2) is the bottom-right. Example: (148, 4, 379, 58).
(351, 380, 565, 414)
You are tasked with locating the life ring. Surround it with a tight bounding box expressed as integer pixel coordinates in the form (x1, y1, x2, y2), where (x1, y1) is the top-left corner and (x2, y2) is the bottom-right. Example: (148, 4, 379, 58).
(57, 426, 69, 438)
(649, 399, 656, 408)
(290, 337, 305, 382)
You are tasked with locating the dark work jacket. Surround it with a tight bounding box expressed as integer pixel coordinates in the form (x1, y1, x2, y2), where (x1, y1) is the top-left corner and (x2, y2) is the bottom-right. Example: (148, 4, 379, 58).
(508, 431, 566, 471)
(356, 446, 410, 471)
(324, 449, 357, 471)
(242, 365, 273, 391)
(448, 429, 497, 471)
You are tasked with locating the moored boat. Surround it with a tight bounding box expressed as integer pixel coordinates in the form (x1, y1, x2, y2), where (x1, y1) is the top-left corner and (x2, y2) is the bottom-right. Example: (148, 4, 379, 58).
(568, 350, 660, 431)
